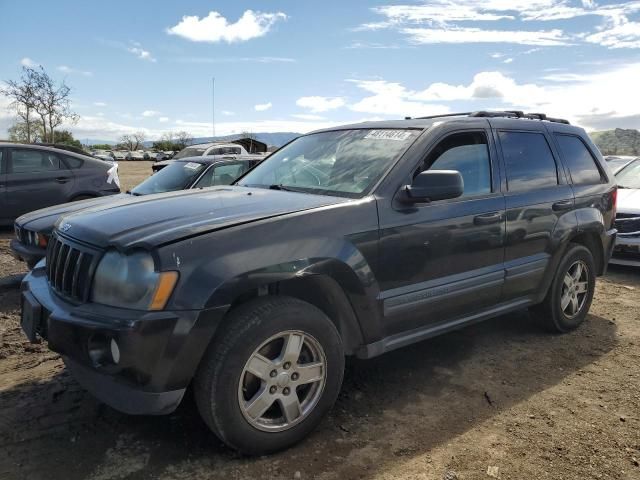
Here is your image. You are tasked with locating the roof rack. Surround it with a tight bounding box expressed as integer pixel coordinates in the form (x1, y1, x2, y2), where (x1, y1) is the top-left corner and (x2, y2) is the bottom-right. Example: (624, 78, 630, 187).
(406, 111, 570, 125)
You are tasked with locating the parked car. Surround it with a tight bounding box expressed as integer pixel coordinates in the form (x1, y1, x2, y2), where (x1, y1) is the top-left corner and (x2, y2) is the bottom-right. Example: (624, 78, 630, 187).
(0, 143, 120, 227)
(10, 156, 261, 268)
(125, 150, 146, 161)
(112, 150, 128, 161)
(610, 158, 640, 266)
(173, 142, 248, 159)
(20, 111, 616, 455)
(604, 155, 637, 174)
(155, 151, 174, 161)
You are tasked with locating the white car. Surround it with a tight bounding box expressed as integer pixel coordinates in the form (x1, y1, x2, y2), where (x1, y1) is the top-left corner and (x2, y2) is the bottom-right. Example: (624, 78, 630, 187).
(172, 142, 248, 160)
(112, 150, 128, 160)
(126, 150, 146, 161)
(611, 158, 640, 266)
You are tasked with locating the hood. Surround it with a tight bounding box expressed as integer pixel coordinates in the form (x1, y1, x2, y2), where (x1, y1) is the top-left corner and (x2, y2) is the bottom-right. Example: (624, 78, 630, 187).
(617, 188, 640, 215)
(56, 186, 348, 249)
(16, 194, 130, 234)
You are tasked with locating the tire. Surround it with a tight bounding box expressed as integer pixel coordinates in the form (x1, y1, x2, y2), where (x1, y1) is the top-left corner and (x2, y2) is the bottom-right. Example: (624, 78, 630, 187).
(194, 296, 344, 454)
(531, 243, 596, 332)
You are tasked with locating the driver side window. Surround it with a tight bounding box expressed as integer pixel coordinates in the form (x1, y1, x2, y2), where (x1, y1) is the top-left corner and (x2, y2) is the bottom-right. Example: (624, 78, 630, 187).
(417, 131, 492, 197)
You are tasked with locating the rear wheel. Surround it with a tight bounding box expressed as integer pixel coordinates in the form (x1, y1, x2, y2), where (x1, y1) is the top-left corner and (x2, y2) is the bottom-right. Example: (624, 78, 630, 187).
(194, 296, 344, 454)
(532, 243, 596, 332)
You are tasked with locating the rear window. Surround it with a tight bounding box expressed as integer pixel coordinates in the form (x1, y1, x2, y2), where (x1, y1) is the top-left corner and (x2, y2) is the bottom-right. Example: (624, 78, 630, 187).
(555, 134, 603, 185)
(499, 131, 558, 191)
(173, 147, 206, 159)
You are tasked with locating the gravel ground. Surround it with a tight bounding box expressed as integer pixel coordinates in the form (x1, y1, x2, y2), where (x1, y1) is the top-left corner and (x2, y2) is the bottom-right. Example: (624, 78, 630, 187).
(0, 162, 638, 479)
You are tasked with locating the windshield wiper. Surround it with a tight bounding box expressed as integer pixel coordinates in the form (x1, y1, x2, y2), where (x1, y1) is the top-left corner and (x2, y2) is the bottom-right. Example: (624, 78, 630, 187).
(126, 190, 143, 196)
(268, 184, 304, 192)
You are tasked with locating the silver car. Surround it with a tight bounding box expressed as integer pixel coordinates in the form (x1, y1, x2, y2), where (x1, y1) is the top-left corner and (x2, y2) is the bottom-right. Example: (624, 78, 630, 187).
(611, 158, 640, 266)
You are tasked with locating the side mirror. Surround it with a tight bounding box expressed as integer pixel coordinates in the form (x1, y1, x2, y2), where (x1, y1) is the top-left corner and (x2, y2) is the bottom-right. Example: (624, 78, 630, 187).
(401, 170, 464, 203)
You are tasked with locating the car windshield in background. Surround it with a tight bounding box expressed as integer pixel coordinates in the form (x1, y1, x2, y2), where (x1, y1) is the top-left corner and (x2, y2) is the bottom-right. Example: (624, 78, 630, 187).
(131, 161, 206, 195)
(616, 159, 640, 189)
(173, 147, 207, 159)
(238, 129, 418, 198)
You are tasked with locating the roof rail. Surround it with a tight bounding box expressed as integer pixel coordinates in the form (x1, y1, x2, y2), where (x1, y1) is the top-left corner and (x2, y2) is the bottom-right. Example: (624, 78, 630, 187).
(469, 110, 570, 124)
(411, 112, 473, 120)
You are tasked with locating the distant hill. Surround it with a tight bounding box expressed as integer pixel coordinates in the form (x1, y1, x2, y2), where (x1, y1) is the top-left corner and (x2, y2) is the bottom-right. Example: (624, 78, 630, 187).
(591, 128, 640, 156)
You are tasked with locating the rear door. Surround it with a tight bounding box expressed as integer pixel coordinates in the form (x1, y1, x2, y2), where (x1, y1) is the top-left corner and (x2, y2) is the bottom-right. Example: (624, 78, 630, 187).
(492, 123, 575, 301)
(5, 147, 75, 219)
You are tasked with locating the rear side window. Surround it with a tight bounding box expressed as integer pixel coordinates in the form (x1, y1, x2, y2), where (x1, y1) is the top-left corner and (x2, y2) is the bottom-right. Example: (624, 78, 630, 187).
(499, 131, 558, 191)
(195, 162, 251, 187)
(555, 134, 603, 185)
(10, 149, 61, 173)
(63, 154, 84, 169)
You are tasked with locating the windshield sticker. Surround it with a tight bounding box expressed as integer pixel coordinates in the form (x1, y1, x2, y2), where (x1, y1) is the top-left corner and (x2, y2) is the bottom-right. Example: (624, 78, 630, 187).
(183, 162, 201, 170)
(364, 130, 412, 141)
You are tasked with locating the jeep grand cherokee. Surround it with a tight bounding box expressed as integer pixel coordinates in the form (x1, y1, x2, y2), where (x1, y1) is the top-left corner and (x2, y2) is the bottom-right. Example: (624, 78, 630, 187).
(20, 111, 617, 454)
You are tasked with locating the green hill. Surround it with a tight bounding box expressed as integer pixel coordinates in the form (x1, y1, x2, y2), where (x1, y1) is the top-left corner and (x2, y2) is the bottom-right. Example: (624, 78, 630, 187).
(590, 128, 640, 156)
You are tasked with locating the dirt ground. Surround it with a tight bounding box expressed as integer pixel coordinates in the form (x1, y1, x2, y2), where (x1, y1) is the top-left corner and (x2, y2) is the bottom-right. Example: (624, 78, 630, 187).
(0, 162, 639, 479)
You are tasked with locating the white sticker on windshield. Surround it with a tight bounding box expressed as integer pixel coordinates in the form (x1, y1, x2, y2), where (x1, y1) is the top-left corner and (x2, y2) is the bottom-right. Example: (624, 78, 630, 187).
(364, 130, 412, 141)
(183, 162, 201, 170)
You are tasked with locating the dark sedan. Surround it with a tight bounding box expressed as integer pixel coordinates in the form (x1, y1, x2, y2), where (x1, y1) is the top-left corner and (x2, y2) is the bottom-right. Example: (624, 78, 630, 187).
(1, 143, 120, 226)
(10, 155, 261, 267)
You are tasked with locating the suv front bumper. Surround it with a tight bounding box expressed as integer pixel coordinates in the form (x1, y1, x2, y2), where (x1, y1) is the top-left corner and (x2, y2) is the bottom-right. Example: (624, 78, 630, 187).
(610, 234, 640, 267)
(21, 265, 227, 415)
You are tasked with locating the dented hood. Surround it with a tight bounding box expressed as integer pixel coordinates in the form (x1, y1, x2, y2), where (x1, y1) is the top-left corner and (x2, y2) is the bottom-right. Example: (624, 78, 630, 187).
(55, 186, 347, 249)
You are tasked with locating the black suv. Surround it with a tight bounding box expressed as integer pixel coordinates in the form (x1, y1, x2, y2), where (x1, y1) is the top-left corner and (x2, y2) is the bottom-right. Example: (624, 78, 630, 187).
(20, 112, 617, 454)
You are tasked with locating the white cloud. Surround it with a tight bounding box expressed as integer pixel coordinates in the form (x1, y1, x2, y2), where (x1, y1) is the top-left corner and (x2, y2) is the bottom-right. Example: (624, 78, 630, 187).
(403, 27, 569, 46)
(347, 79, 451, 117)
(128, 45, 156, 62)
(584, 21, 640, 48)
(20, 57, 38, 67)
(142, 110, 161, 117)
(158, 117, 170, 123)
(504, 58, 514, 64)
(359, 1, 640, 48)
(93, 101, 107, 107)
(57, 65, 92, 76)
(296, 96, 346, 113)
(254, 102, 273, 112)
(221, 110, 236, 116)
(175, 56, 295, 64)
(167, 10, 287, 43)
(291, 114, 326, 120)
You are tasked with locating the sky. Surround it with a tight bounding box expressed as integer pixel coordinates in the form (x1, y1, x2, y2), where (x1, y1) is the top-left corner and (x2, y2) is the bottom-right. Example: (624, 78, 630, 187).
(1, 0, 640, 141)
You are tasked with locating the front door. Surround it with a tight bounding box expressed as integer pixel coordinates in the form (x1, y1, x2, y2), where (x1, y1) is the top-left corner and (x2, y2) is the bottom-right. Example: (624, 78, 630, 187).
(5, 148, 75, 219)
(377, 129, 506, 336)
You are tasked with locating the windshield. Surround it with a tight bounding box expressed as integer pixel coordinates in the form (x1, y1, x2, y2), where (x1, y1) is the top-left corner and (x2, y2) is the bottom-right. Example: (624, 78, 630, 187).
(238, 129, 418, 197)
(173, 147, 207, 159)
(615, 159, 640, 189)
(131, 161, 206, 195)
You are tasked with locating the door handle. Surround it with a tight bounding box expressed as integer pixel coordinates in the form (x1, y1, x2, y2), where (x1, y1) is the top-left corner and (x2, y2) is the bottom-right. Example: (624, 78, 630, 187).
(552, 200, 573, 211)
(474, 212, 503, 225)
(55, 177, 70, 184)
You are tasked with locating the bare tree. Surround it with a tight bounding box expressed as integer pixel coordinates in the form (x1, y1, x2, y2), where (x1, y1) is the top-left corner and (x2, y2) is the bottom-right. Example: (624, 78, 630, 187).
(132, 131, 146, 150)
(32, 67, 78, 143)
(174, 131, 193, 150)
(1, 67, 39, 143)
(118, 134, 135, 151)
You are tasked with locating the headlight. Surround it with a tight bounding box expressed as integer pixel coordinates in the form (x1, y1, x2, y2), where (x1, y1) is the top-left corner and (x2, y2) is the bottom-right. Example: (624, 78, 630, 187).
(91, 250, 178, 310)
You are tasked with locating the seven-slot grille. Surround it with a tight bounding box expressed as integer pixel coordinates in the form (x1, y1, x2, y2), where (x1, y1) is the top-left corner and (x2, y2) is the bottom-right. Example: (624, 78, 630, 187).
(615, 213, 640, 236)
(15, 225, 39, 247)
(46, 233, 99, 302)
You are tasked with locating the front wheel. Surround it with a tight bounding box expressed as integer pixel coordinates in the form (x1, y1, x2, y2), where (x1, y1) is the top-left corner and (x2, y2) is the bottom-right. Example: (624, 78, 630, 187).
(531, 243, 596, 332)
(194, 296, 344, 454)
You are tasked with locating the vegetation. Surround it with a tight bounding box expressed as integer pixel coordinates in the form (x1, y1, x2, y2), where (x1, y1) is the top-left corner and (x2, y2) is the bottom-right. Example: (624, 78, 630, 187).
(152, 131, 193, 151)
(117, 131, 147, 151)
(2, 66, 78, 143)
(591, 128, 640, 156)
(90, 143, 114, 150)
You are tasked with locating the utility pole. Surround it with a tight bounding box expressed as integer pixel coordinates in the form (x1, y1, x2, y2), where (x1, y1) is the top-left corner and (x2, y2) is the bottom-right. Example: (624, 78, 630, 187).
(212, 77, 216, 140)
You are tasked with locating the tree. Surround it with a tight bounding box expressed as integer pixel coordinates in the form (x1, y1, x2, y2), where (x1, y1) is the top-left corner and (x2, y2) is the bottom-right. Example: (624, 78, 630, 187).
(1, 67, 39, 143)
(32, 67, 79, 143)
(91, 143, 113, 150)
(174, 131, 193, 150)
(132, 131, 146, 150)
(7, 121, 43, 143)
(52, 129, 82, 148)
(118, 134, 135, 151)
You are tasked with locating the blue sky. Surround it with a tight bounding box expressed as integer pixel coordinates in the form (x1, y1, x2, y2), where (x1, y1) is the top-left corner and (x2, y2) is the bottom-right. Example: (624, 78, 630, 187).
(1, 0, 640, 141)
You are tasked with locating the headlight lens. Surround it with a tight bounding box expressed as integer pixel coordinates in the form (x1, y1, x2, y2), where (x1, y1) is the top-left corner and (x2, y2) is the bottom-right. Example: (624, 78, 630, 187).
(91, 250, 178, 310)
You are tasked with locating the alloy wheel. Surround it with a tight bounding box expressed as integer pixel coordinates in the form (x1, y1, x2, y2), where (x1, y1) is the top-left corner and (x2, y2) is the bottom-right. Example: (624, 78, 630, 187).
(560, 260, 589, 318)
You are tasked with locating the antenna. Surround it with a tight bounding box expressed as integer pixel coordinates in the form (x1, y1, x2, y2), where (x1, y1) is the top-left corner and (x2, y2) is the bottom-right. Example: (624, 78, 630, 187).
(212, 77, 216, 139)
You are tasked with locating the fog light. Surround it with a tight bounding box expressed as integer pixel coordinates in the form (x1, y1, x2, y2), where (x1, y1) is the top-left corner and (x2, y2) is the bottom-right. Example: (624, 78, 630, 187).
(110, 338, 121, 364)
